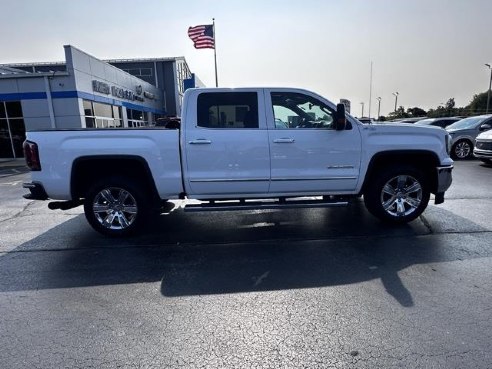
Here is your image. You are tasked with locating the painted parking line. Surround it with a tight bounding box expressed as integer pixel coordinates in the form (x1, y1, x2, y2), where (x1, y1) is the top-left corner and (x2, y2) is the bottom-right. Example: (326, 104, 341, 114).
(0, 181, 22, 186)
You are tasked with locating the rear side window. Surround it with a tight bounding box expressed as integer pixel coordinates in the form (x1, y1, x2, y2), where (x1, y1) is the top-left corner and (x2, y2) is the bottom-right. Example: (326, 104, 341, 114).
(197, 92, 259, 129)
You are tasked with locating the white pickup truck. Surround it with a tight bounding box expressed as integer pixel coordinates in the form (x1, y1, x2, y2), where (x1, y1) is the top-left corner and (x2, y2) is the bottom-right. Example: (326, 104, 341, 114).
(23, 88, 453, 236)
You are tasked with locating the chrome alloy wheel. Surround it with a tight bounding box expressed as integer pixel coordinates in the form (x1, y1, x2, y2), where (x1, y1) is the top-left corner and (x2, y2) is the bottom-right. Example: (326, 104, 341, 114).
(380, 175, 423, 217)
(92, 187, 138, 230)
(454, 141, 471, 159)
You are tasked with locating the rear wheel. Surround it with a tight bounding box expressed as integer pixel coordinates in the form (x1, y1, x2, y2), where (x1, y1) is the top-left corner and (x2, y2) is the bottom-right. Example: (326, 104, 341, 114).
(84, 176, 151, 236)
(364, 166, 430, 224)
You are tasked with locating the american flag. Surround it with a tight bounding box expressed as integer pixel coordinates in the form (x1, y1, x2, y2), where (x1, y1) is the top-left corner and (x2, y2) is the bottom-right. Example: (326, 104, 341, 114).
(188, 24, 215, 49)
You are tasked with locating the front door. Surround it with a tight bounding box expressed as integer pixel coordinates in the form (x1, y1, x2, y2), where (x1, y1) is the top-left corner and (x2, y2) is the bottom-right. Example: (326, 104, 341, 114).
(184, 90, 270, 196)
(265, 89, 362, 194)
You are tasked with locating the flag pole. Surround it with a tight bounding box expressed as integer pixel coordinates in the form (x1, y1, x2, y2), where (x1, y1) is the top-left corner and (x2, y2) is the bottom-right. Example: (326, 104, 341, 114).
(213, 18, 218, 87)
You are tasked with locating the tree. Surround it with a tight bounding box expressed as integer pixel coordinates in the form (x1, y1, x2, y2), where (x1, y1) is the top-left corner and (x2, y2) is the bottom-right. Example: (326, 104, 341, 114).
(406, 107, 427, 117)
(427, 97, 460, 118)
(426, 108, 439, 118)
(387, 106, 408, 120)
(466, 92, 489, 115)
(382, 90, 489, 121)
(445, 98, 455, 110)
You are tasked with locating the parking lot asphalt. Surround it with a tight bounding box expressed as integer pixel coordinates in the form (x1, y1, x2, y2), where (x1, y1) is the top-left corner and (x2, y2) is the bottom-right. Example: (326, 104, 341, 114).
(0, 160, 491, 368)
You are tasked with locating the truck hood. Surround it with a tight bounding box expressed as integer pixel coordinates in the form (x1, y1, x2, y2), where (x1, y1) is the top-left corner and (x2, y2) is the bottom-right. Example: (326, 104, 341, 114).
(359, 121, 452, 167)
(370, 122, 446, 136)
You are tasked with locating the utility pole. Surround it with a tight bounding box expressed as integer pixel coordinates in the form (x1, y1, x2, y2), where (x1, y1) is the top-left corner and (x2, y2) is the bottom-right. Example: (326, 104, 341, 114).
(360, 102, 365, 117)
(486, 64, 492, 114)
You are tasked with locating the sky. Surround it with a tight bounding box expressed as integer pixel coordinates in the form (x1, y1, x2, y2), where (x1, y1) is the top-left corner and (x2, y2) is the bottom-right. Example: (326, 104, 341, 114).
(1, 0, 491, 117)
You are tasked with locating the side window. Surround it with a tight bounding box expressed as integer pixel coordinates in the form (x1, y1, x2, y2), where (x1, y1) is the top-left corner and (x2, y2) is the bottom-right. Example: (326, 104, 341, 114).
(197, 92, 259, 129)
(271, 92, 334, 129)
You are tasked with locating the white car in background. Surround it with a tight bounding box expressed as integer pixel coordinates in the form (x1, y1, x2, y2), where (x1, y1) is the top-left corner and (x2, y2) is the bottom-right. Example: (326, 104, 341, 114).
(474, 129, 492, 164)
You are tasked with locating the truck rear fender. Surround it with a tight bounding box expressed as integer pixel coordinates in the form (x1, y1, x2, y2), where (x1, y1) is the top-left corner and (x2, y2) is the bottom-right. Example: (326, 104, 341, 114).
(70, 155, 159, 201)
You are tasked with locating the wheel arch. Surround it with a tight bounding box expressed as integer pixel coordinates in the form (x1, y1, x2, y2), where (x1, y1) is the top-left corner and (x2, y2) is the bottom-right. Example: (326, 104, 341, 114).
(452, 136, 474, 145)
(361, 150, 441, 195)
(71, 155, 159, 201)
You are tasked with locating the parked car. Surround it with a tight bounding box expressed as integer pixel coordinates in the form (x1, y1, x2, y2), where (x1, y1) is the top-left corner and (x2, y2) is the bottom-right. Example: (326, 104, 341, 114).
(357, 117, 376, 124)
(446, 115, 492, 159)
(391, 117, 427, 124)
(474, 129, 492, 164)
(155, 116, 181, 129)
(415, 117, 460, 129)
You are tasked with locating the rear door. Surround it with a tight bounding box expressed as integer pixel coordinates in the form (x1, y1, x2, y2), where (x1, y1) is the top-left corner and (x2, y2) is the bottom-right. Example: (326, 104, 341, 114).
(183, 90, 270, 196)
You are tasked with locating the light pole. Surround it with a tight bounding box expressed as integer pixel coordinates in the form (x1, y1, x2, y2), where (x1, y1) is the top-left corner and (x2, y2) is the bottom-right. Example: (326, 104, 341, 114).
(486, 64, 492, 114)
(369, 61, 373, 118)
(360, 102, 365, 117)
(392, 92, 399, 112)
(376, 97, 381, 119)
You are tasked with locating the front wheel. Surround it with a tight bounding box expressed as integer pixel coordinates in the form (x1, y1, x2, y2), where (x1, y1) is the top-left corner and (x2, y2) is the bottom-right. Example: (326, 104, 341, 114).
(84, 176, 151, 236)
(451, 140, 473, 160)
(364, 166, 430, 224)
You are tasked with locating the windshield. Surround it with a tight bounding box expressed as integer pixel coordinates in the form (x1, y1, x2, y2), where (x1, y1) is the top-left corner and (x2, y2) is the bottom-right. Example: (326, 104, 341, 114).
(415, 118, 435, 125)
(446, 116, 486, 130)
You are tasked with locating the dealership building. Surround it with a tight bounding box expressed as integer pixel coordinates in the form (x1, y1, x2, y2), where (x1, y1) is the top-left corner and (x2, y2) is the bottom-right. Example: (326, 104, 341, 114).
(0, 45, 203, 158)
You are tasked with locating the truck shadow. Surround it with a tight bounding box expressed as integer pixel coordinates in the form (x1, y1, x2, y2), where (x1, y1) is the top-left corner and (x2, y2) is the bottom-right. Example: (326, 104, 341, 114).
(1, 202, 490, 308)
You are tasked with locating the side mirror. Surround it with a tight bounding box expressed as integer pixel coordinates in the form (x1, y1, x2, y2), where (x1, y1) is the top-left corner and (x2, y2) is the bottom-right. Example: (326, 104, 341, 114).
(335, 103, 347, 131)
(479, 123, 492, 132)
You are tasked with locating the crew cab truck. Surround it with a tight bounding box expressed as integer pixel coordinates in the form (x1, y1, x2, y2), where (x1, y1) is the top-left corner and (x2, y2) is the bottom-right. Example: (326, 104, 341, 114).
(23, 88, 453, 236)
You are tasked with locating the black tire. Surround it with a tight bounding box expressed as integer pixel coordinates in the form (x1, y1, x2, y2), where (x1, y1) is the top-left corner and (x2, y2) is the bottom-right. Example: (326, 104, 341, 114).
(479, 158, 492, 165)
(364, 165, 430, 224)
(451, 139, 473, 160)
(84, 176, 151, 237)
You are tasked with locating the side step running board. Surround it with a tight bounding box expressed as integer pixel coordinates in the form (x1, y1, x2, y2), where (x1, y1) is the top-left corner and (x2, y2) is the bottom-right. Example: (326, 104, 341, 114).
(184, 198, 349, 212)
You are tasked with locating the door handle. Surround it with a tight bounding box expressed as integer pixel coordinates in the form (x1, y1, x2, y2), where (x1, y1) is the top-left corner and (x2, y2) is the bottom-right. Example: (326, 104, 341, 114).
(189, 139, 212, 144)
(273, 138, 295, 143)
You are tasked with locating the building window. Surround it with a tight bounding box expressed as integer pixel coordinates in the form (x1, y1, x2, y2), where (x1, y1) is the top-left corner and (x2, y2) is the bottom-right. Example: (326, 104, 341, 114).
(140, 68, 152, 76)
(176, 61, 191, 95)
(0, 101, 25, 158)
(122, 68, 153, 78)
(127, 108, 148, 127)
(83, 100, 122, 128)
